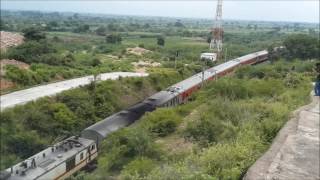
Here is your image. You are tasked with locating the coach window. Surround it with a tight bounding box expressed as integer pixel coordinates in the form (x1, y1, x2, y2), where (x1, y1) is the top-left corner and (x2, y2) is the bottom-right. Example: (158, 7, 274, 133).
(80, 152, 84, 160)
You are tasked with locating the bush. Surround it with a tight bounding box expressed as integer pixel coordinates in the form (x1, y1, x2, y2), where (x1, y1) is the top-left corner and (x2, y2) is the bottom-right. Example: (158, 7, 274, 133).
(22, 27, 46, 41)
(91, 58, 101, 67)
(7, 131, 46, 158)
(121, 157, 157, 179)
(97, 128, 160, 172)
(140, 108, 182, 137)
(5, 65, 36, 86)
(106, 34, 122, 44)
(6, 40, 57, 64)
(283, 34, 319, 59)
(157, 36, 165, 46)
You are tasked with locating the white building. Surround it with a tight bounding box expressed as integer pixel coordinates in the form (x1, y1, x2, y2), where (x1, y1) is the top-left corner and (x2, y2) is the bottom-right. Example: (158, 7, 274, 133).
(200, 53, 217, 62)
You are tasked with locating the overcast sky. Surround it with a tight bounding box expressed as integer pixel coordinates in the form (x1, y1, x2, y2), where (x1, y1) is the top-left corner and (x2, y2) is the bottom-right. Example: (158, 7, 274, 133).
(1, 1, 319, 23)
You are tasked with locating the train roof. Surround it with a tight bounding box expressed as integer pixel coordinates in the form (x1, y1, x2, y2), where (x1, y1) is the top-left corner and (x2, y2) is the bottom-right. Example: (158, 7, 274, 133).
(208, 60, 240, 74)
(82, 92, 177, 145)
(237, 50, 268, 63)
(81, 110, 137, 144)
(144, 91, 177, 106)
(171, 73, 203, 92)
(2, 137, 93, 180)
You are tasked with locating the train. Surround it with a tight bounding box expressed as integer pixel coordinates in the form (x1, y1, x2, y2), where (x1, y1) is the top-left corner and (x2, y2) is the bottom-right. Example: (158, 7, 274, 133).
(0, 50, 268, 180)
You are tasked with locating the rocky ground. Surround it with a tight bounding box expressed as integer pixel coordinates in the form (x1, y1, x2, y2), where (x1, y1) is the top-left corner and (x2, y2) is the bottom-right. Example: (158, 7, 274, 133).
(244, 93, 320, 180)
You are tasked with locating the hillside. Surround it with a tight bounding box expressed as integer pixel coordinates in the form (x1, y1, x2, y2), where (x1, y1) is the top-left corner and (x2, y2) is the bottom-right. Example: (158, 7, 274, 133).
(77, 60, 316, 179)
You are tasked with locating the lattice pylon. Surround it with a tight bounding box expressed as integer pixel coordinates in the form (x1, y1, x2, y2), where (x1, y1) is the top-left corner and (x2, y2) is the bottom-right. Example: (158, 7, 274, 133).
(209, 0, 223, 59)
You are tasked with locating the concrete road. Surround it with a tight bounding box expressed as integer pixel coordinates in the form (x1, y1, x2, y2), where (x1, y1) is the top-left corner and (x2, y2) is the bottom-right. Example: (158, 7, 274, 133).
(0, 72, 148, 110)
(244, 94, 320, 180)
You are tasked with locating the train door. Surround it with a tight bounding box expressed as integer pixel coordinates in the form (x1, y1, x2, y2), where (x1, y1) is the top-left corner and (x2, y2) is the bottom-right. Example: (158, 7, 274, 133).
(86, 149, 91, 163)
(66, 156, 76, 172)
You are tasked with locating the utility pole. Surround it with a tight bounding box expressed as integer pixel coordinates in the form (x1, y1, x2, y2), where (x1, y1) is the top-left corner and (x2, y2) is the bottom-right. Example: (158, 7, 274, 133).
(224, 47, 228, 62)
(209, 0, 223, 61)
(201, 58, 207, 87)
(174, 50, 180, 69)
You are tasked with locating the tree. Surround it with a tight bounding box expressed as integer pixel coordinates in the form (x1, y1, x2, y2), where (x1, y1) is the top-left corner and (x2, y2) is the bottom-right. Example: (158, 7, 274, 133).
(106, 34, 122, 44)
(91, 58, 101, 67)
(48, 21, 58, 27)
(107, 23, 118, 31)
(143, 23, 150, 29)
(46, 21, 59, 31)
(22, 27, 46, 41)
(157, 36, 165, 46)
(283, 34, 319, 59)
(174, 20, 184, 27)
(95, 26, 107, 36)
(73, 24, 90, 33)
(7, 40, 57, 64)
(267, 46, 279, 63)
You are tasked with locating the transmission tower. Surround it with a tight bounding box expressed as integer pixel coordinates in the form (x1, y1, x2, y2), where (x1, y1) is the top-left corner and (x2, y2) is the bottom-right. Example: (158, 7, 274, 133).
(209, 0, 223, 60)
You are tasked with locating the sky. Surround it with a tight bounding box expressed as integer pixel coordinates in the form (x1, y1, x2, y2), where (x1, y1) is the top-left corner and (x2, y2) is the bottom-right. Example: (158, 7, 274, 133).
(1, 1, 319, 23)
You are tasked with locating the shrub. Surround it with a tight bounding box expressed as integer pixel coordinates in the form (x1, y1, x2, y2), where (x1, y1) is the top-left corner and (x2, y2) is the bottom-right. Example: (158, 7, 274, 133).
(157, 36, 165, 46)
(22, 27, 46, 41)
(5, 65, 36, 86)
(120, 157, 157, 179)
(284, 34, 319, 59)
(140, 108, 182, 137)
(97, 128, 160, 172)
(6, 40, 57, 64)
(106, 34, 122, 44)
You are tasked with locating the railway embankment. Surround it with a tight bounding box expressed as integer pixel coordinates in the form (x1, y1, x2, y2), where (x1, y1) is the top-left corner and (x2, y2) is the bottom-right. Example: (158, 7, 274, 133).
(244, 93, 320, 180)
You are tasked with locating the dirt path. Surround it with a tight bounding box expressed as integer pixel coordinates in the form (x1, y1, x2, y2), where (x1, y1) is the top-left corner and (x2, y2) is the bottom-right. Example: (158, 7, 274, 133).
(244, 93, 320, 180)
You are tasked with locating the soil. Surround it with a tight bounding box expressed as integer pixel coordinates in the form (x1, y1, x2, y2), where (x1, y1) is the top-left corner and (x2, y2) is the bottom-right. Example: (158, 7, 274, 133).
(131, 60, 161, 73)
(0, 31, 24, 51)
(126, 47, 151, 56)
(0, 59, 30, 76)
(0, 78, 15, 91)
(0, 59, 29, 91)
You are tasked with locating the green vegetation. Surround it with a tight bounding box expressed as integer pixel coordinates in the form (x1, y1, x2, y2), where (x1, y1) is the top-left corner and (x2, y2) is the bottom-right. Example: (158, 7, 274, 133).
(0, 9, 319, 178)
(1, 10, 318, 92)
(0, 70, 185, 169)
(283, 34, 319, 60)
(22, 27, 46, 41)
(106, 34, 122, 44)
(157, 36, 165, 46)
(78, 60, 315, 179)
